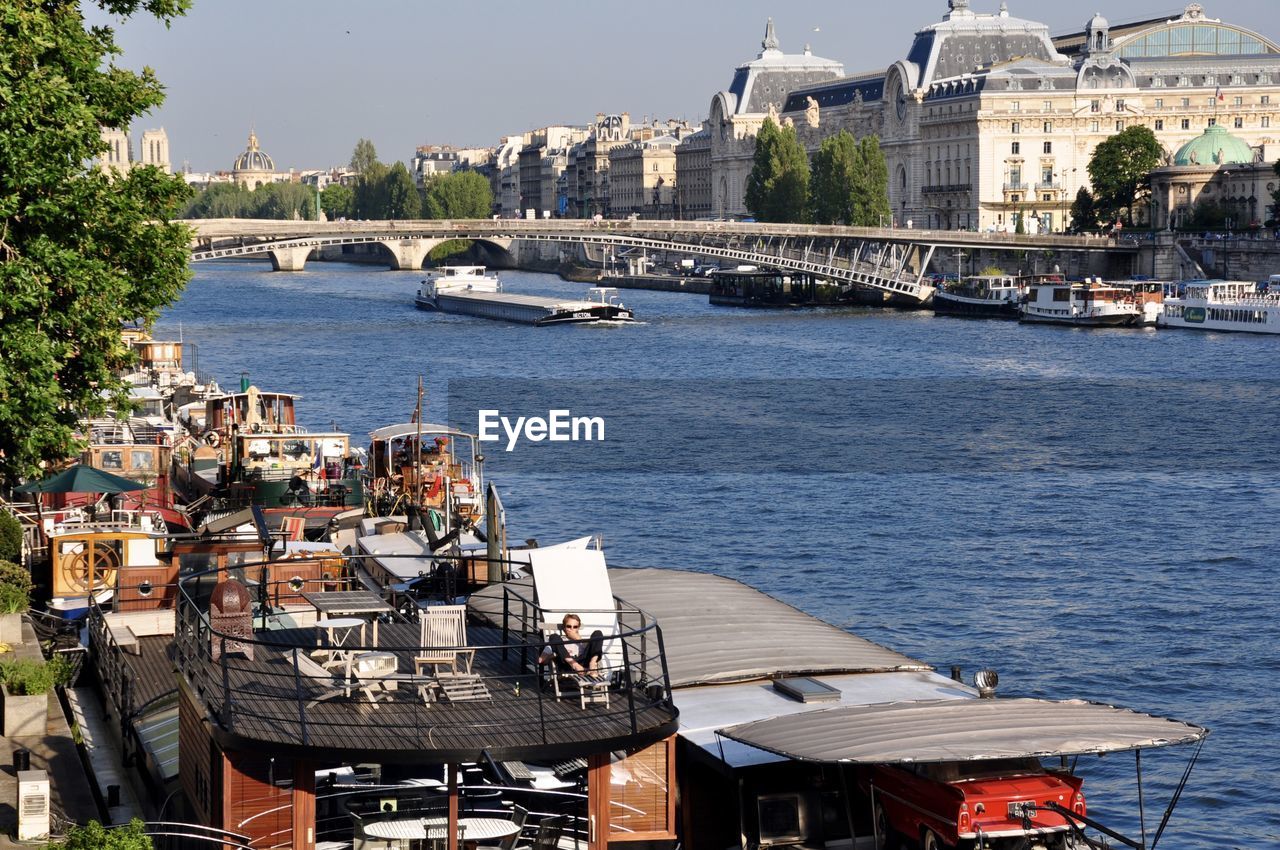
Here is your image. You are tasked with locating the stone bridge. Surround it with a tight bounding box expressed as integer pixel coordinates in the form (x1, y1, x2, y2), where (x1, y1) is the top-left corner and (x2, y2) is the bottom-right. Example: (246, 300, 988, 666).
(185, 218, 1140, 304)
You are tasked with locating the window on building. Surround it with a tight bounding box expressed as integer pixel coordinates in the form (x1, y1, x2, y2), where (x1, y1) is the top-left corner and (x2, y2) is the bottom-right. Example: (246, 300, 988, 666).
(1264, 117, 1272, 128)
(1155, 98, 1164, 108)
(1234, 96, 1244, 106)
(1155, 119, 1165, 130)
(1043, 141, 1052, 154)
(1043, 121, 1052, 133)
(1042, 166, 1054, 185)
(1091, 120, 1100, 132)
(1234, 117, 1244, 129)
(1009, 166, 1022, 186)
(1178, 76, 1190, 87)
(1208, 118, 1217, 126)
(1207, 96, 1218, 107)
(1263, 96, 1271, 106)
(1116, 120, 1125, 131)
(1043, 101, 1052, 111)
(1011, 141, 1021, 154)
(1011, 101, 1021, 112)
(1011, 121, 1021, 133)
(1116, 99, 1126, 111)
(1090, 100, 1101, 113)
(1181, 118, 1191, 130)
(1181, 97, 1190, 107)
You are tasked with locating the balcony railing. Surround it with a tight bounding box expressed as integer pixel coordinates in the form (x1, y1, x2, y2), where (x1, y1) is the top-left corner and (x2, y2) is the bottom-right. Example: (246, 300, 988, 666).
(1003, 182, 1029, 192)
(172, 563, 677, 759)
(921, 184, 973, 194)
(1036, 182, 1063, 191)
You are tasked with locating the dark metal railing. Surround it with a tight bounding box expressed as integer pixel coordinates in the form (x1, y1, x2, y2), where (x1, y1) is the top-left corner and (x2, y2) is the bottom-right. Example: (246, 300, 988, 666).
(172, 565, 676, 754)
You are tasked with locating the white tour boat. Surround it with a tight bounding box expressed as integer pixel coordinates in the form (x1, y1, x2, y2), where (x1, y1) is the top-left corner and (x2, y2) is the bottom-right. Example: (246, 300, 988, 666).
(1158, 280, 1280, 335)
(1020, 278, 1141, 327)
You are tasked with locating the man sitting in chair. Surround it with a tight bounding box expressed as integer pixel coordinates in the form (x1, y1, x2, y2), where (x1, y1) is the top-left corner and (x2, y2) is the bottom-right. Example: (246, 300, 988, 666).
(540, 614, 605, 679)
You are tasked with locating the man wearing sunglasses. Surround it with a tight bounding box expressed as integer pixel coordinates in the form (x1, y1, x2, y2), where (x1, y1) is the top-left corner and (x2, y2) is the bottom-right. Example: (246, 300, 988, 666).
(540, 614, 606, 679)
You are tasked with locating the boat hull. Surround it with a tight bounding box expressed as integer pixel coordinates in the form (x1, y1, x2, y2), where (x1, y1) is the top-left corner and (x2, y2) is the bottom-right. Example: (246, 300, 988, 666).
(420, 292, 633, 326)
(932, 292, 1021, 320)
(1020, 311, 1136, 327)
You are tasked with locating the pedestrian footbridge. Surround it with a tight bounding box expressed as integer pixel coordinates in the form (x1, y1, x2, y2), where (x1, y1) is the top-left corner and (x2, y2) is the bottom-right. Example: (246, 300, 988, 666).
(186, 219, 1137, 305)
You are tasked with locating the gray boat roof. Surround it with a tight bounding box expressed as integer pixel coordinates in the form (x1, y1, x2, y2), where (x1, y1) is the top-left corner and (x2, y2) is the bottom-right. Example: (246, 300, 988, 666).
(718, 697, 1208, 764)
(470, 567, 930, 688)
(438, 291, 614, 313)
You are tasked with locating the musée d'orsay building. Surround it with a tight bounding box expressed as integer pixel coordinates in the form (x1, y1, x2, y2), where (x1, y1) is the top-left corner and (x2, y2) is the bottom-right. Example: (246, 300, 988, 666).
(704, 2, 1280, 231)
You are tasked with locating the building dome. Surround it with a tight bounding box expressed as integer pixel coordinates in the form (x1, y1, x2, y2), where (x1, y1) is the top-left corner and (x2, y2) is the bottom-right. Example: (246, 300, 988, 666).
(1173, 125, 1256, 167)
(233, 131, 275, 173)
(1087, 13, 1109, 31)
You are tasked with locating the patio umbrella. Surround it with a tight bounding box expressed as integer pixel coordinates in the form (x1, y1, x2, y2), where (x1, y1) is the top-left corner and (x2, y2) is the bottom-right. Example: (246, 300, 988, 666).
(14, 464, 147, 495)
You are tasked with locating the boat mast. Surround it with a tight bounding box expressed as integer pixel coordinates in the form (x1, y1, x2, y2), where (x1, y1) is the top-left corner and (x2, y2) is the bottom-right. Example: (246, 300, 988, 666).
(415, 375, 424, 509)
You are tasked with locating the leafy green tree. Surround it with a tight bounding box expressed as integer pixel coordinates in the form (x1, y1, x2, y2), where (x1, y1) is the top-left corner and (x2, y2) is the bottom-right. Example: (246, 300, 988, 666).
(350, 138, 379, 175)
(851, 135, 891, 227)
(744, 118, 810, 223)
(0, 0, 193, 487)
(384, 162, 420, 220)
(184, 182, 251, 218)
(423, 171, 495, 219)
(353, 161, 389, 219)
(0, 512, 26, 563)
(1069, 187, 1098, 233)
(321, 182, 354, 220)
(254, 182, 316, 220)
(1087, 126, 1163, 227)
(810, 131, 858, 225)
(1271, 159, 1280, 224)
(54, 818, 152, 850)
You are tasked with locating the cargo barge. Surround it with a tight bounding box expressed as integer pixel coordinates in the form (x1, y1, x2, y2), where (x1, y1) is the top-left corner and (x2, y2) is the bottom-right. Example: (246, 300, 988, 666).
(415, 266, 634, 325)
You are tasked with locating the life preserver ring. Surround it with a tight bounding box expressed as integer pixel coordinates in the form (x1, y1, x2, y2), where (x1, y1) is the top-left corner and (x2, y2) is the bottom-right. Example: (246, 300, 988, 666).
(203, 431, 220, 447)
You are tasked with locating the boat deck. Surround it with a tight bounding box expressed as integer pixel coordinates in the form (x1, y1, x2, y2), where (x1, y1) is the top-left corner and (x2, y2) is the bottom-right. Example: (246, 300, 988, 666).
(438, 291, 605, 311)
(177, 623, 677, 763)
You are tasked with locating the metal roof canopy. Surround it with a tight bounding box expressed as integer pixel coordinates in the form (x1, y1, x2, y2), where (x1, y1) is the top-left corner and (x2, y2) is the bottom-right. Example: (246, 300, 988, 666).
(718, 697, 1208, 764)
(369, 422, 474, 441)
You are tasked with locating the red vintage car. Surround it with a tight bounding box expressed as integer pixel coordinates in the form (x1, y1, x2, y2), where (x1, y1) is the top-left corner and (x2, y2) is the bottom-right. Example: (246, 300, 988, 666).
(864, 758, 1086, 850)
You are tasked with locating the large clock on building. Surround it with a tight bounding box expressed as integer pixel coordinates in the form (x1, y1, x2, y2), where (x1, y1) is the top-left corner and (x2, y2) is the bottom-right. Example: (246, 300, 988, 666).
(888, 74, 907, 123)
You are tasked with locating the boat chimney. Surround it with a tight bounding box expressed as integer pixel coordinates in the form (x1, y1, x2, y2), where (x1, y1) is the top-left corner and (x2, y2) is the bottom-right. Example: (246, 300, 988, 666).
(974, 668, 999, 698)
(240, 371, 250, 392)
(950, 665, 963, 683)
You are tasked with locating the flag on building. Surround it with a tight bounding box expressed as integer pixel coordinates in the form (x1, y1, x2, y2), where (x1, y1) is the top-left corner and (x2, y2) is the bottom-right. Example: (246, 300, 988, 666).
(1215, 85, 1224, 103)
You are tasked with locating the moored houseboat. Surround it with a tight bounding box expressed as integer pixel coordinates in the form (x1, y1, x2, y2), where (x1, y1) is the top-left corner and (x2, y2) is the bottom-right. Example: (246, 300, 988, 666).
(931, 274, 1028, 319)
(173, 384, 363, 535)
(1020, 278, 1142, 327)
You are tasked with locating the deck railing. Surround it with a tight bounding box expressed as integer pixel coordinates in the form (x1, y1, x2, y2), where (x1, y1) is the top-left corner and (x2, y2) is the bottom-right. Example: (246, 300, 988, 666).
(173, 566, 677, 756)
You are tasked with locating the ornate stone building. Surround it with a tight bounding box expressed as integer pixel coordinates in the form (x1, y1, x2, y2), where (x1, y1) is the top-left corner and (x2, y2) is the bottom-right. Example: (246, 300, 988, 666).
(1149, 125, 1279, 229)
(608, 135, 681, 218)
(675, 127, 712, 219)
(707, 19, 844, 218)
(98, 126, 169, 175)
(703, 2, 1280, 231)
(231, 131, 277, 190)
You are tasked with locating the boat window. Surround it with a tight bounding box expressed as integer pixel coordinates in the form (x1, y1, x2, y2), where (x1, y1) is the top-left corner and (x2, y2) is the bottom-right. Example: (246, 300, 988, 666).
(130, 451, 154, 471)
(1053, 289, 1071, 302)
(178, 552, 218, 576)
(283, 440, 310, 461)
(101, 451, 123, 469)
(609, 739, 674, 837)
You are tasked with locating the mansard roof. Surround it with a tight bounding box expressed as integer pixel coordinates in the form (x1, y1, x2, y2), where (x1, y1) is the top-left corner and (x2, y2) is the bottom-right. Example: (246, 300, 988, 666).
(722, 19, 844, 116)
(902, 4, 1065, 90)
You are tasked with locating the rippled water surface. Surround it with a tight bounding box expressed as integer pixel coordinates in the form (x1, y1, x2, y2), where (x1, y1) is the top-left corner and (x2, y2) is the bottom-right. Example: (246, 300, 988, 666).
(160, 261, 1280, 849)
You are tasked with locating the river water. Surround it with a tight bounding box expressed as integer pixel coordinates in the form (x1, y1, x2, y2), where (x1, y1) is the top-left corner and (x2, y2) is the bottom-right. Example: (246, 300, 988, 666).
(159, 261, 1279, 849)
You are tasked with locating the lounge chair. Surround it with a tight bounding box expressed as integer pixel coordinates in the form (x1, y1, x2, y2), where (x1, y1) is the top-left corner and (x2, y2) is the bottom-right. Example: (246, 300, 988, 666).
(289, 647, 353, 701)
(413, 604, 475, 675)
(414, 605, 489, 702)
(539, 623, 611, 709)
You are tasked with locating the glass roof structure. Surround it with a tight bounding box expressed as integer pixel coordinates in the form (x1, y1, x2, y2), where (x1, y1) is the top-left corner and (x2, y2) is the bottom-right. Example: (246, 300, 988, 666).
(1117, 22, 1280, 59)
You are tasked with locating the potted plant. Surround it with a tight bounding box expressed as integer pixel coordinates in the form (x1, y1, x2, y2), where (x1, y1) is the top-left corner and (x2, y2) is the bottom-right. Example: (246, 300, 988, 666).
(0, 559, 32, 644)
(0, 656, 71, 737)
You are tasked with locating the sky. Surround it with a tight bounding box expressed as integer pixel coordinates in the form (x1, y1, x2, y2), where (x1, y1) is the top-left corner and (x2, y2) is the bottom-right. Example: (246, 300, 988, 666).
(86, 0, 1279, 173)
